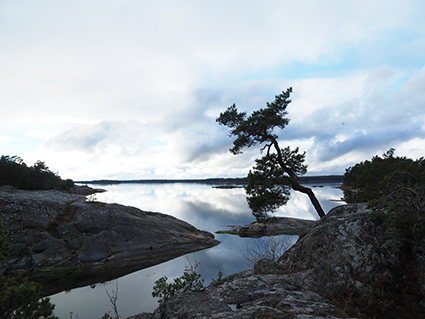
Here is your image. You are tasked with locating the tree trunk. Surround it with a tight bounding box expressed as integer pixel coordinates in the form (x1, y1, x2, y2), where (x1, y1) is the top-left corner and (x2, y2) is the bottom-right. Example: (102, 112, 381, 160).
(272, 139, 326, 219)
(291, 182, 326, 219)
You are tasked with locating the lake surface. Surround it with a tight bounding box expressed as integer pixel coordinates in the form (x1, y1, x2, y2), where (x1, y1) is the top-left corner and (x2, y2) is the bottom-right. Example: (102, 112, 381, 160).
(49, 182, 345, 319)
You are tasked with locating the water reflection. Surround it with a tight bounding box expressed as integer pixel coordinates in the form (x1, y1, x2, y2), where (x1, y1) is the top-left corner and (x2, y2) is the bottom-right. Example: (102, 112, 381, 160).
(49, 182, 344, 319)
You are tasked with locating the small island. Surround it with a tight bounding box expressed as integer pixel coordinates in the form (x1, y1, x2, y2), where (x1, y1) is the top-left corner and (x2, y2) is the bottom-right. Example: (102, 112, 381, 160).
(217, 217, 316, 237)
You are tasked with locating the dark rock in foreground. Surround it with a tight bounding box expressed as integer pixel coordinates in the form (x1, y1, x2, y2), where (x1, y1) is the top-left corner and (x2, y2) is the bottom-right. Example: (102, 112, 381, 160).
(278, 203, 425, 312)
(0, 185, 219, 294)
(133, 203, 425, 319)
(218, 217, 316, 237)
(131, 269, 344, 319)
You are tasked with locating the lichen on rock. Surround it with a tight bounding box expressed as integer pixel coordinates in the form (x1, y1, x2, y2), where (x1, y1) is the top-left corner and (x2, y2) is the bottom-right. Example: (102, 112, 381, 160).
(134, 203, 424, 319)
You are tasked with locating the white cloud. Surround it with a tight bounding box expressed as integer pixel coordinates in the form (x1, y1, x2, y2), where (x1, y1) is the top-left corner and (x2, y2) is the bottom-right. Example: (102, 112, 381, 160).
(0, 135, 14, 143)
(1, 0, 424, 179)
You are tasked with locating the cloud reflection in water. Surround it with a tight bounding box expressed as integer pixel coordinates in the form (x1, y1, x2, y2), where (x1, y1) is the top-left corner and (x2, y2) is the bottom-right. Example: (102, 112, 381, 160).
(49, 182, 344, 318)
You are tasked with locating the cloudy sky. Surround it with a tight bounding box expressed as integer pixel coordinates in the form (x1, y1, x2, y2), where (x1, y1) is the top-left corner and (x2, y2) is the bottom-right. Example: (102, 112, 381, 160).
(1, 0, 425, 181)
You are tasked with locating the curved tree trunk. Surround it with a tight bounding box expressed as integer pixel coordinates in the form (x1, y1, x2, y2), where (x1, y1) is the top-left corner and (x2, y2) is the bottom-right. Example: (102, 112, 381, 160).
(291, 182, 326, 219)
(272, 139, 326, 219)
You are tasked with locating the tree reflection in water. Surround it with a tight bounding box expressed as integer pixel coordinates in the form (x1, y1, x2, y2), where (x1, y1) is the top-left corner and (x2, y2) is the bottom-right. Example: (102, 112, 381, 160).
(49, 182, 344, 319)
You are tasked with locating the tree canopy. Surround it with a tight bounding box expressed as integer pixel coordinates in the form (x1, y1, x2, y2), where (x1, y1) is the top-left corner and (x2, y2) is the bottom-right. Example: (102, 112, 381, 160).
(0, 155, 74, 191)
(216, 88, 325, 221)
(343, 148, 425, 203)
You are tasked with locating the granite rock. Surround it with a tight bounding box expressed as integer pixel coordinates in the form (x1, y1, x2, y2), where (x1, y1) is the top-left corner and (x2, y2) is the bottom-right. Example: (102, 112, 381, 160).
(131, 203, 424, 318)
(0, 185, 219, 293)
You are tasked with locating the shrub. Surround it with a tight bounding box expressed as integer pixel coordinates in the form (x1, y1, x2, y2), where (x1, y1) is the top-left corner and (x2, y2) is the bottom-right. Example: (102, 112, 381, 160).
(210, 270, 226, 287)
(238, 235, 294, 267)
(0, 219, 57, 318)
(152, 260, 204, 303)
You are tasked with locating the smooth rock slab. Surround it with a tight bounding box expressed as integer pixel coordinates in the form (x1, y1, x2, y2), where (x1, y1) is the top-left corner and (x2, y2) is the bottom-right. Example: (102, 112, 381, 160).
(0, 186, 219, 294)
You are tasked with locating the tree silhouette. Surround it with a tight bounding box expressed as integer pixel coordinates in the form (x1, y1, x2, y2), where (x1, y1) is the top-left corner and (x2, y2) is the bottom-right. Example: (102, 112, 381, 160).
(216, 88, 325, 221)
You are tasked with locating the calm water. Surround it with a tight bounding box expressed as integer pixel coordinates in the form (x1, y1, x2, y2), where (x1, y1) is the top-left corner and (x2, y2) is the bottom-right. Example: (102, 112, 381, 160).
(49, 182, 345, 319)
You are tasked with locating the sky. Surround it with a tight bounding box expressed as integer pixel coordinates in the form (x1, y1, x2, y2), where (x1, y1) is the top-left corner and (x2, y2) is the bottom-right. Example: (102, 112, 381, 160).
(1, 0, 425, 181)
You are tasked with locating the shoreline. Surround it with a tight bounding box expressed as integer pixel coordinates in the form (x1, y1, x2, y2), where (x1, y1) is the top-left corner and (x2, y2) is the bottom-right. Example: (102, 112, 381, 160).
(75, 175, 344, 186)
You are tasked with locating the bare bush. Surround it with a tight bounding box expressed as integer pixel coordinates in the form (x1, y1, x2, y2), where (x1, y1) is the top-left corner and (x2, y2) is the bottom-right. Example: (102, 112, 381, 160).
(238, 235, 296, 267)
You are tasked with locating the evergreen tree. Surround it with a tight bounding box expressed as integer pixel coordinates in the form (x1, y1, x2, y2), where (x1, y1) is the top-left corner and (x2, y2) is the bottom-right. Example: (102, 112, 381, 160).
(343, 149, 425, 203)
(216, 88, 325, 221)
(0, 155, 74, 191)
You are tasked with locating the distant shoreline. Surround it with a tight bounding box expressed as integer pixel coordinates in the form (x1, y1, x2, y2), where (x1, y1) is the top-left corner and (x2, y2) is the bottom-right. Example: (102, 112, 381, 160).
(76, 175, 344, 185)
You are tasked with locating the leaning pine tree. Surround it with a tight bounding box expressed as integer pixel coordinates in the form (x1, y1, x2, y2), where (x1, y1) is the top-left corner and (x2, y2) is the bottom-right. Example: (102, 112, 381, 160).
(216, 87, 325, 221)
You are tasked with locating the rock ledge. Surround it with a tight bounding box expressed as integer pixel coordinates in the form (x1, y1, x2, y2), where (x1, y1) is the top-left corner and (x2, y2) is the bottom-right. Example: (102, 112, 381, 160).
(0, 186, 219, 294)
(218, 217, 316, 237)
(131, 203, 425, 319)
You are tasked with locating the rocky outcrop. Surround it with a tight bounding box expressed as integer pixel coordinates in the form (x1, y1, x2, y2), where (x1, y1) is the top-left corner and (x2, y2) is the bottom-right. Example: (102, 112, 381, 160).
(278, 203, 425, 295)
(133, 203, 425, 319)
(131, 269, 349, 319)
(0, 186, 219, 294)
(65, 184, 106, 195)
(218, 217, 316, 237)
(277, 203, 378, 296)
(278, 203, 425, 317)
